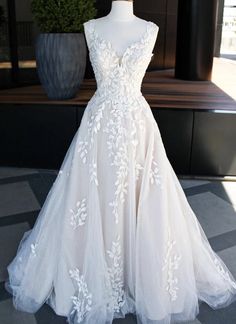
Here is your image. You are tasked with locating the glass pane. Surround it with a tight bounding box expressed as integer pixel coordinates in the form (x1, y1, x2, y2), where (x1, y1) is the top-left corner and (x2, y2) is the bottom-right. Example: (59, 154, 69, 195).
(0, 0, 12, 88)
(221, 0, 236, 59)
(15, 0, 39, 85)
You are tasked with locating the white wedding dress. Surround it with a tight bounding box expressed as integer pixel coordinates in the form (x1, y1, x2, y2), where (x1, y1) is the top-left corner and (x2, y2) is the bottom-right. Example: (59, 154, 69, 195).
(5, 19, 236, 324)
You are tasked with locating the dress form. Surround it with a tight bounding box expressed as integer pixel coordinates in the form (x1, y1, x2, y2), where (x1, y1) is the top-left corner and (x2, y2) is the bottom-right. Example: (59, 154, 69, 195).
(92, 0, 158, 60)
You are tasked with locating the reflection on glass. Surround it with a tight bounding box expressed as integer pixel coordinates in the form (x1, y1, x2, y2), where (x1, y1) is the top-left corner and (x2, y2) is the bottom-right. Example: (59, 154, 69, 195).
(0, 0, 12, 88)
(15, 0, 38, 84)
(0, 0, 39, 88)
(221, 0, 236, 56)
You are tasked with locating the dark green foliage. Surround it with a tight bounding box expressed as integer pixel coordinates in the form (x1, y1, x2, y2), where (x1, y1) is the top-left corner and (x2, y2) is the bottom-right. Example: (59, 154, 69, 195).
(31, 0, 97, 33)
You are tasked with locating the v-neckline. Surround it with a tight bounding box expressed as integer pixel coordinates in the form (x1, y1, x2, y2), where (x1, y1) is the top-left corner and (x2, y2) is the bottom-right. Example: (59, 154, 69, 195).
(89, 19, 154, 66)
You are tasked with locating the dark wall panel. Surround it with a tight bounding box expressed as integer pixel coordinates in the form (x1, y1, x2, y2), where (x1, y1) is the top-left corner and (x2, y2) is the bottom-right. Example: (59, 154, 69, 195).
(135, 0, 178, 70)
(0, 104, 78, 169)
(1, 103, 236, 176)
(152, 109, 193, 174)
(165, 1, 178, 68)
(191, 111, 236, 176)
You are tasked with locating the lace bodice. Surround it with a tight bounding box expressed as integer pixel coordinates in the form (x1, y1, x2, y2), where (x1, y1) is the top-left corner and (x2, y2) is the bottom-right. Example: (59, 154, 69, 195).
(83, 19, 159, 100)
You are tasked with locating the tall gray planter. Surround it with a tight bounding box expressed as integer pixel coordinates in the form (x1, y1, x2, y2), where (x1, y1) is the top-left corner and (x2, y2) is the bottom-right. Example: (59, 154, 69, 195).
(35, 33, 86, 100)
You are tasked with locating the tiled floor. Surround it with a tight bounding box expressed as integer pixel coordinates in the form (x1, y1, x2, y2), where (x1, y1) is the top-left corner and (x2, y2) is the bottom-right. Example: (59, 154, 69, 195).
(0, 166, 236, 324)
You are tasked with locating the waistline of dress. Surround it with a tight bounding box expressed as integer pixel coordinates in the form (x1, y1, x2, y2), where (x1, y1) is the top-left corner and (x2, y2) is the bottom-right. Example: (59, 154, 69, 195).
(94, 86, 143, 101)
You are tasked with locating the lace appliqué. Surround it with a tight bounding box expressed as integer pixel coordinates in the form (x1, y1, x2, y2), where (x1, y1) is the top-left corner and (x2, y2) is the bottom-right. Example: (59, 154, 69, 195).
(77, 103, 105, 165)
(213, 257, 236, 289)
(89, 159, 99, 186)
(30, 243, 38, 257)
(103, 105, 151, 224)
(103, 107, 134, 224)
(77, 141, 88, 164)
(149, 155, 163, 189)
(69, 198, 87, 229)
(85, 19, 158, 87)
(162, 227, 181, 301)
(80, 19, 159, 225)
(135, 162, 144, 181)
(106, 234, 125, 312)
(69, 268, 92, 323)
(87, 103, 105, 146)
(54, 169, 70, 181)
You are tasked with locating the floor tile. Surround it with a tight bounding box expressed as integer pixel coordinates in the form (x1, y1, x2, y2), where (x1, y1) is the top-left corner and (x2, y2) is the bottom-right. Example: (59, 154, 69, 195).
(0, 167, 39, 179)
(0, 182, 41, 218)
(186, 319, 202, 324)
(217, 245, 236, 278)
(188, 192, 236, 238)
(221, 181, 236, 208)
(209, 229, 236, 252)
(0, 222, 30, 281)
(0, 299, 37, 324)
(179, 179, 210, 189)
(113, 314, 137, 323)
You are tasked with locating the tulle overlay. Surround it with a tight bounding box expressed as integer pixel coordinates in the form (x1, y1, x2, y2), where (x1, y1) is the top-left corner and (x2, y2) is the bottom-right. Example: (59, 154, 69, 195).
(5, 18, 236, 324)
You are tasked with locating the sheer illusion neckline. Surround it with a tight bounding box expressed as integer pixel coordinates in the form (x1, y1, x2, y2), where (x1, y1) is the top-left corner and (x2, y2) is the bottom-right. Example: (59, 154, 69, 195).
(89, 19, 155, 65)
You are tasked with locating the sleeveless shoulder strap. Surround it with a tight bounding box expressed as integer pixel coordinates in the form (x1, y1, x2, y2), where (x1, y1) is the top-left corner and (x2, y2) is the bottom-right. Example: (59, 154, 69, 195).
(83, 19, 95, 49)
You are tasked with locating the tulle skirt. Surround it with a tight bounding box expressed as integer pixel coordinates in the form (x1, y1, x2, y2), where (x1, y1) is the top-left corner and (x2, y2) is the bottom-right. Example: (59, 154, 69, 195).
(5, 92, 236, 324)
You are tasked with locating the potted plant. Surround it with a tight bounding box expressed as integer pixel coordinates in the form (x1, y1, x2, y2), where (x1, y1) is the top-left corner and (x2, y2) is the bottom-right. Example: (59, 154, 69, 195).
(31, 0, 97, 100)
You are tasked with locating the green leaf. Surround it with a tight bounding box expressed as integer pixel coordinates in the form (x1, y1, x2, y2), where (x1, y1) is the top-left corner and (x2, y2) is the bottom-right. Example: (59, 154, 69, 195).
(30, 0, 97, 33)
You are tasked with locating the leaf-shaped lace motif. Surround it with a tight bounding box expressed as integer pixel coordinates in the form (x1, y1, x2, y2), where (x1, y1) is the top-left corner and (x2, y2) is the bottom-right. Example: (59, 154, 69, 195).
(88, 19, 156, 66)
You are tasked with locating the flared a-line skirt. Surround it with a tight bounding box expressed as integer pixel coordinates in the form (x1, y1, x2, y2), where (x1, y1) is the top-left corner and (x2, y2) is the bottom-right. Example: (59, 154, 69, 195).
(5, 93, 236, 324)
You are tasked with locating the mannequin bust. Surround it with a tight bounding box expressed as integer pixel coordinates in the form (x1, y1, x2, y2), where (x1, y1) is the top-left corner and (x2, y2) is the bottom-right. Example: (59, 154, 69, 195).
(91, 0, 158, 58)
